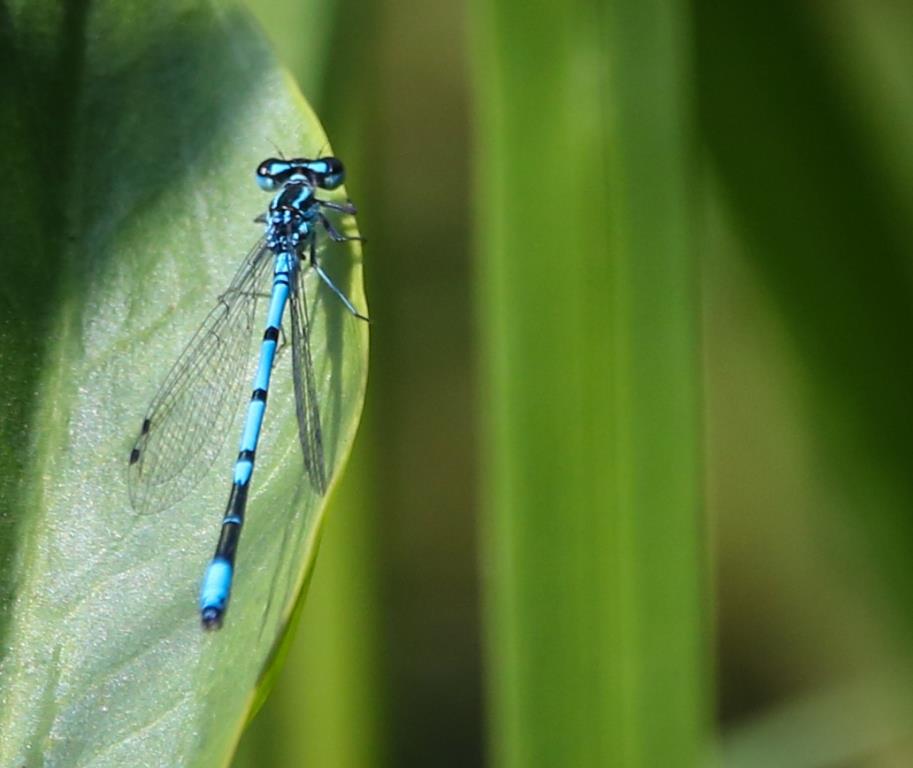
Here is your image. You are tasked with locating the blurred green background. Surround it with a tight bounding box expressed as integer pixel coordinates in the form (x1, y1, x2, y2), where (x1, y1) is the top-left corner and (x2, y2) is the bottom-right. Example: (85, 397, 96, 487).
(232, 1, 913, 766)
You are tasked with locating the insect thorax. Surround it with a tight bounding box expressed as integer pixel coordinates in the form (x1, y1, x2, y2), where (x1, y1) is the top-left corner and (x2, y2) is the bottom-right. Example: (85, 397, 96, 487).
(265, 181, 318, 253)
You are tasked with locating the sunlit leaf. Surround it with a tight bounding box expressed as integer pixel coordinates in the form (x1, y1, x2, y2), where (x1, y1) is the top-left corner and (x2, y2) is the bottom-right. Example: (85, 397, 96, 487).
(0, 2, 368, 766)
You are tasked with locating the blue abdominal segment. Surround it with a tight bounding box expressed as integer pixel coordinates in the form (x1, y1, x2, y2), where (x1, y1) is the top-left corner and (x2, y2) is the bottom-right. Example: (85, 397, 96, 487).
(198, 251, 293, 629)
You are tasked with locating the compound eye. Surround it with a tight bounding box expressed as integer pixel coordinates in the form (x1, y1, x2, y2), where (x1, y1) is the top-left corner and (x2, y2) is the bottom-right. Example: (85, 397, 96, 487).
(316, 158, 345, 190)
(256, 158, 291, 191)
(256, 166, 277, 191)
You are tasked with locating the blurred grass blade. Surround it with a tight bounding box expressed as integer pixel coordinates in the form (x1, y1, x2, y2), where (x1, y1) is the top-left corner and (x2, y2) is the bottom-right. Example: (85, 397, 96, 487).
(244, 0, 334, 98)
(693, 0, 913, 616)
(0, 2, 368, 767)
(472, 0, 707, 765)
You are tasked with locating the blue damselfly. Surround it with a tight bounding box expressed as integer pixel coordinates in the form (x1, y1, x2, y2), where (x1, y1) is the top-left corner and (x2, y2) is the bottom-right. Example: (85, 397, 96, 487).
(128, 156, 365, 630)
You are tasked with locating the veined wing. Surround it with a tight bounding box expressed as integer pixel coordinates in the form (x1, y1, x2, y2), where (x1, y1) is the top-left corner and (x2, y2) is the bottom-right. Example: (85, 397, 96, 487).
(289, 261, 327, 495)
(128, 239, 275, 515)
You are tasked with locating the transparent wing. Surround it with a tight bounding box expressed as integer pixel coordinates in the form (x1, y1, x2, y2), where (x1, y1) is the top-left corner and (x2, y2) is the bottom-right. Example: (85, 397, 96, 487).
(289, 261, 328, 495)
(127, 240, 275, 515)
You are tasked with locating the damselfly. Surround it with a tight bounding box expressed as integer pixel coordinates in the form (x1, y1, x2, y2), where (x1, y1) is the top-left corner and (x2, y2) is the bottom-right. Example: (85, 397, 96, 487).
(127, 156, 366, 630)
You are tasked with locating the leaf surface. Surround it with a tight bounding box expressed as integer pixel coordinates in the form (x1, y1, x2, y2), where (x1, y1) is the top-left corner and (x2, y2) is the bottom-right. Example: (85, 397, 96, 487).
(0, 3, 368, 766)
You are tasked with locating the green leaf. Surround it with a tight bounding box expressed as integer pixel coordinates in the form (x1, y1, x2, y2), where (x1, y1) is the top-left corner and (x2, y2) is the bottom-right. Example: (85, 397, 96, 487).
(0, 2, 368, 766)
